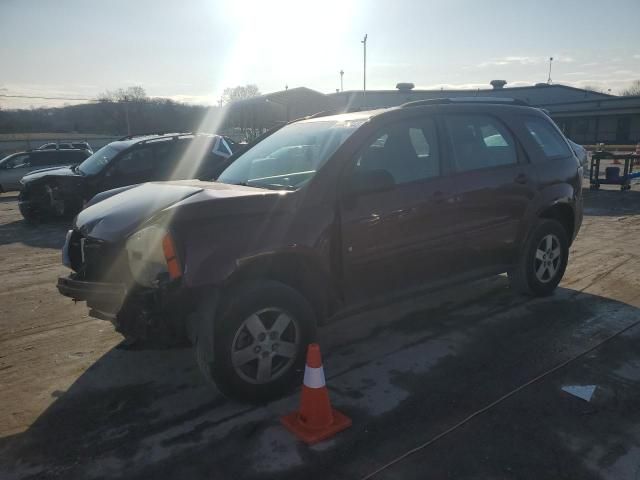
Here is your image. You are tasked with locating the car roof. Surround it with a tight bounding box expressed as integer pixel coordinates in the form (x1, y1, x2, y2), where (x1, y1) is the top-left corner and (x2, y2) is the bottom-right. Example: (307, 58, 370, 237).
(295, 99, 544, 126)
(298, 109, 388, 124)
(111, 132, 225, 149)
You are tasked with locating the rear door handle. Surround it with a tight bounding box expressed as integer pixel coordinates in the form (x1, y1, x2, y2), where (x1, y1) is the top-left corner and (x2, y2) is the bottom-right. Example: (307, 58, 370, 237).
(514, 173, 528, 184)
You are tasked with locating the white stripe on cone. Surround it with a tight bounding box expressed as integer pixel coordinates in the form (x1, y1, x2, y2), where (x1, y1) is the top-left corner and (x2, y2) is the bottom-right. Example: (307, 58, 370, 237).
(303, 366, 326, 389)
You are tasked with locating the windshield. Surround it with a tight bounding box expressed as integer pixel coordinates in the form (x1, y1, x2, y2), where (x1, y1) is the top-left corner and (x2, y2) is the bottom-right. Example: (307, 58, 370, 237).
(77, 144, 124, 175)
(217, 120, 363, 190)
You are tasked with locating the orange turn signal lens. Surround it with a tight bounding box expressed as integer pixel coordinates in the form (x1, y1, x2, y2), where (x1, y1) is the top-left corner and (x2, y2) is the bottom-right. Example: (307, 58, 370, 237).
(162, 233, 182, 280)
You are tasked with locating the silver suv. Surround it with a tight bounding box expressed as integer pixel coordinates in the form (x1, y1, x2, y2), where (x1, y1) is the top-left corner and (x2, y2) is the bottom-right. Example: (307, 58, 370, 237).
(0, 149, 89, 192)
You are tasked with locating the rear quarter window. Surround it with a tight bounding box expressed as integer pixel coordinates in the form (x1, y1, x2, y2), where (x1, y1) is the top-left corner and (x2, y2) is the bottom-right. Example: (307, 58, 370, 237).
(523, 117, 572, 160)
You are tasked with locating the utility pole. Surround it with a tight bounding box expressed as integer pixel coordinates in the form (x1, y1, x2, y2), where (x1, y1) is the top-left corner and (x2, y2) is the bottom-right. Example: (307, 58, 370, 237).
(361, 34, 368, 103)
(124, 97, 131, 135)
(547, 57, 554, 84)
(340, 70, 344, 92)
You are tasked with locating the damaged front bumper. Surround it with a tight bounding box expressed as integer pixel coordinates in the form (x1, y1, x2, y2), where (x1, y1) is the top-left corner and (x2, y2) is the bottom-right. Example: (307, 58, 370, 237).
(57, 276, 127, 305)
(57, 274, 194, 343)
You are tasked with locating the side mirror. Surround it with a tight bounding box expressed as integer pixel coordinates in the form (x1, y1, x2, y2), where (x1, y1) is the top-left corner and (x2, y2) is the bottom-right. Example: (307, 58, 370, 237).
(346, 169, 395, 196)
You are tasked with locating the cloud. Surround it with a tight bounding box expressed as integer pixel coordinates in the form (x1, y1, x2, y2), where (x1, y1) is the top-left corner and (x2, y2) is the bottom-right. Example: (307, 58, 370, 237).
(416, 80, 533, 90)
(476, 55, 574, 68)
(477, 56, 542, 67)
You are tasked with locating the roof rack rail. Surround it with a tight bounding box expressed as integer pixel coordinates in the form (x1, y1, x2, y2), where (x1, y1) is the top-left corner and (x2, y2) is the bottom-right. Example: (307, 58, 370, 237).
(401, 97, 529, 108)
(305, 110, 337, 120)
(117, 131, 193, 141)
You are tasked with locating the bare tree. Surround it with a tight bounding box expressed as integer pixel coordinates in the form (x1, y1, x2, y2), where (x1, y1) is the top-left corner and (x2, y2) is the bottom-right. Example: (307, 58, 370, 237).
(96, 86, 149, 134)
(98, 86, 148, 103)
(220, 84, 261, 105)
(620, 80, 640, 96)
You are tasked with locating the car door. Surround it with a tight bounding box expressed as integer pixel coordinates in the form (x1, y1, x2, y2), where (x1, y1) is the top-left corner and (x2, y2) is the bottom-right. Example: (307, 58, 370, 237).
(1, 153, 32, 190)
(339, 115, 460, 303)
(443, 113, 537, 271)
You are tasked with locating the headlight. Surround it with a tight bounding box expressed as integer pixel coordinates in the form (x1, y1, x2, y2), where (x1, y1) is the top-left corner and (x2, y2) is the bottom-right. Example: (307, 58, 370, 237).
(126, 225, 182, 287)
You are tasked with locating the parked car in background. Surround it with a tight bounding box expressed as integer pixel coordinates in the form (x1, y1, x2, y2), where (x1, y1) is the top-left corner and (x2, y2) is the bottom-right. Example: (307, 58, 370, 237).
(38, 141, 93, 154)
(57, 99, 584, 401)
(0, 149, 90, 192)
(19, 133, 236, 220)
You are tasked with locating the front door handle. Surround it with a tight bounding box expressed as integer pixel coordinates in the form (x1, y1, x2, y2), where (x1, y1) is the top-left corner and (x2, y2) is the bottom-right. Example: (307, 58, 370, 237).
(514, 173, 528, 184)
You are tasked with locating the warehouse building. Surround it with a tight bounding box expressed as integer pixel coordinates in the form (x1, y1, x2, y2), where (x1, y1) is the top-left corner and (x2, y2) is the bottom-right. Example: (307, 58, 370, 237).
(224, 81, 640, 145)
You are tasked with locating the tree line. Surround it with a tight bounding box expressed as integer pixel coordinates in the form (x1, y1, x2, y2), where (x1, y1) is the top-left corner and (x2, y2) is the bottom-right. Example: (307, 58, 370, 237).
(0, 85, 261, 136)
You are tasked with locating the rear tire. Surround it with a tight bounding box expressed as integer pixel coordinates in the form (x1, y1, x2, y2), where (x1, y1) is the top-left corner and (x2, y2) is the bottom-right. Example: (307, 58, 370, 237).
(196, 280, 317, 403)
(509, 219, 569, 297)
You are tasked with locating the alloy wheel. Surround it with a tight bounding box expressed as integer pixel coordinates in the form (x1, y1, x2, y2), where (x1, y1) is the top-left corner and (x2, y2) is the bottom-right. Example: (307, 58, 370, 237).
(534, 233, 562, 283)
(231, 307, 300, 384)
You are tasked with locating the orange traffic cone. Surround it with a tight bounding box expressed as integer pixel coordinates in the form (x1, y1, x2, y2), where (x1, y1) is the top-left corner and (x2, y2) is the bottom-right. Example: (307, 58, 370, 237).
(281, 344, 352, 444)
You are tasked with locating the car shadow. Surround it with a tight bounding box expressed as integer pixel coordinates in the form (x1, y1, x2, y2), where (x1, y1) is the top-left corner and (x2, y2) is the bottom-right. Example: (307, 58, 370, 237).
(0, 194, 19, 203)
(1, 280, 639, 480)
(0, 219, 70, 249)
(583, 187, 640, 216)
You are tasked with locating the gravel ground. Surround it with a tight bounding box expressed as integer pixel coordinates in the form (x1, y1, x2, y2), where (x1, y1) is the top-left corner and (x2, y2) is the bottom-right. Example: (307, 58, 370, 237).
(1, 184, 639, 479)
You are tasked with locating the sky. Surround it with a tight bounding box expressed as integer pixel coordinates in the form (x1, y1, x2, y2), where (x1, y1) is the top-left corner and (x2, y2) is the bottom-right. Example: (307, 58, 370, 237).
(1, 0, 639, 109)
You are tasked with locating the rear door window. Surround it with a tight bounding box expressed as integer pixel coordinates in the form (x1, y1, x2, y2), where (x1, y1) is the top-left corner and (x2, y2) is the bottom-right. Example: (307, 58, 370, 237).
(523, 117, 572, 159)
(151, 140, 178, 179)
(445, 115, 518, 172)
(57, 150, 86, 164)
(117, 146, 154, 175)
(30, 152, 59, 167)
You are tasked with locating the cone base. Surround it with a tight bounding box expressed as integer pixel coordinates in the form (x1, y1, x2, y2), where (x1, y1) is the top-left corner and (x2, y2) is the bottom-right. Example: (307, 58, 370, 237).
(281, 409, 352, 445)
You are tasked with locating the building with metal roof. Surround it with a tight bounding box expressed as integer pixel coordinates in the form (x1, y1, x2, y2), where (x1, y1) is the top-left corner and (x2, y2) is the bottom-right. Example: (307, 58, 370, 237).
(223, 81, 640, 145)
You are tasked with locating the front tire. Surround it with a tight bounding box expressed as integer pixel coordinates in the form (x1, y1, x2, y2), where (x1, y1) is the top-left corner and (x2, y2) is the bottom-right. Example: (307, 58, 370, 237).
(509, 219, 569, 296)
(196, 280, 317, 403)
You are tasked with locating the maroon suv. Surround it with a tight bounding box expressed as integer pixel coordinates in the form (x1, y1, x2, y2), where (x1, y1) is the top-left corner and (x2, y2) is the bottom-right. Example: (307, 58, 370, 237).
(57, 99, 583, 401)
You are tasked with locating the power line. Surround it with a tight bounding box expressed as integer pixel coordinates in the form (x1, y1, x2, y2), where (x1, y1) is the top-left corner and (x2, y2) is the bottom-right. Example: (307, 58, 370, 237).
(0, 94, 95, 101)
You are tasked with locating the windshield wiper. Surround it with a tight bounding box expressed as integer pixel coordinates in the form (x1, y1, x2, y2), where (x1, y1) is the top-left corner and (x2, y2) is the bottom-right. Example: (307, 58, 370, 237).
(231, 181, 269, 190)
(260, 183, 297, 191)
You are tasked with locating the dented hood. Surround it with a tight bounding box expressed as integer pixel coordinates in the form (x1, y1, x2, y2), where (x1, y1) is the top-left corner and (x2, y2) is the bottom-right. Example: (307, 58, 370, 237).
(75, 180, 275, 242)
(22, 165, 79, 184)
